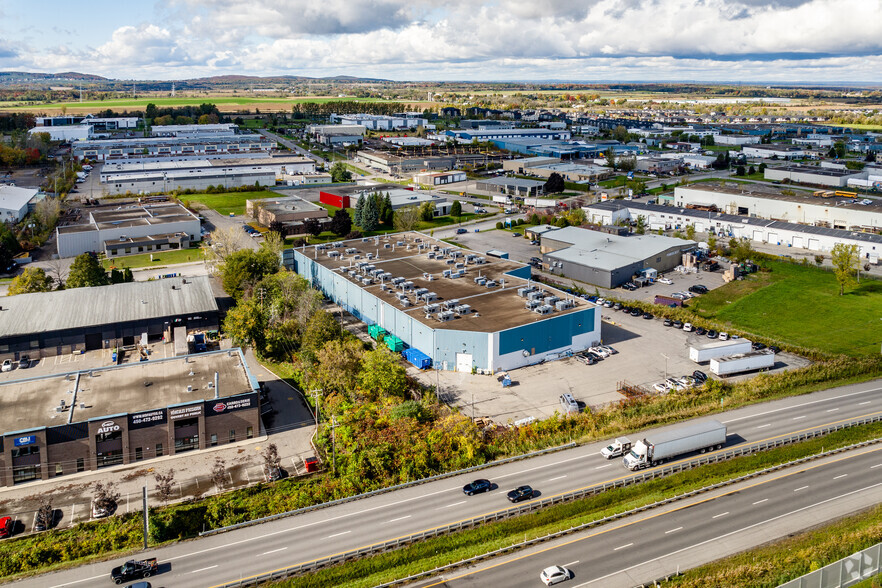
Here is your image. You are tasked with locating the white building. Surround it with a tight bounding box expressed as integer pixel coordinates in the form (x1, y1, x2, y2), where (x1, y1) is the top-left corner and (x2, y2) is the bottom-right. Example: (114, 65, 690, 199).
(715, 135, 761, 146)
(28, 125, 92, 142)
(763, 165, 866, 188)
(330, 114, 428, 131)
(150, 124, 239, 137)
(0, 186, 38, 223)
(413, 171, 467, 186)
(742, 144, 807, 159)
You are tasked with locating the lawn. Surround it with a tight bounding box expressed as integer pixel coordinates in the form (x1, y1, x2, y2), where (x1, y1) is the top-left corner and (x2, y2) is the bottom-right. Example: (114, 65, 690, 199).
(689, 260, 882, 356)
(182, 190, 276, 216)
(102, 246, 204, 270)
(0, 95, 393, 112)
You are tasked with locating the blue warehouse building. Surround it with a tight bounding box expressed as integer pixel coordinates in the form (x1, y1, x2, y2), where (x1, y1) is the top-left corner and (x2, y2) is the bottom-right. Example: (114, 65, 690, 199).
(282, 232, 601, 373)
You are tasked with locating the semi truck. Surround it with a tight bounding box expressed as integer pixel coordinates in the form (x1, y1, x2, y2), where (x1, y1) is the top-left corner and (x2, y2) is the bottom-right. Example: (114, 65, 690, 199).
(600, 437, 632, 459)
(622, 420, 727, 470)
(710, 350, 775, 376)
(689, 339, 752, 363)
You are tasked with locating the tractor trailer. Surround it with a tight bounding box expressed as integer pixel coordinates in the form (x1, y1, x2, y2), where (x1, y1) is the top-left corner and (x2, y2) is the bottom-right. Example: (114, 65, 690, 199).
(689, 339, 752, 363)
(622, 420, 727, 470)
(710, 350, 775, 376)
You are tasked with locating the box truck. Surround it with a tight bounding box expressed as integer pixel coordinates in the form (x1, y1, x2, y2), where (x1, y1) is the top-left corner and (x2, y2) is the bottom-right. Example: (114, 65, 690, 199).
(710, 350, 775, 376)
(600, 437, 632, 459)
(689, 339, 752, 363)
(622, 420, 727, 470)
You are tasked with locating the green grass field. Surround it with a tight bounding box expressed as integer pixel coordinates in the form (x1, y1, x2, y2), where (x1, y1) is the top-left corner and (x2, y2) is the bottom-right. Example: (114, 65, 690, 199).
(689, 260, 882, 356)
(182, 190, 275, 216)
(0, 95, 393, 112)
(102, 246, 204, 270)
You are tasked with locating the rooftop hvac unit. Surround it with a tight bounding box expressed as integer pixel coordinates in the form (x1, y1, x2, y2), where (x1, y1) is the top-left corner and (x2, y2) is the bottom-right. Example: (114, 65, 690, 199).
(544, 296, 560, 306)
(315, 244, 327, 250)
(415, 287, 429, 296)
(451, 250, 463, 258)
(428, 252, 436, 259)
(425, 303, 440, 313)
(384, 243, 391, 249)
(328, 250, 341, 258)
(528, 291, 543, 301)
(475, 276, 487, 286)
(422, 292, 438, 302)
(486, 280, 498, 288)
(534, 304, 554, 315)
(455, 263, 465, 270)
(396, 241, 406, 246)
(444, 299, 460, 309)
(446, 259, 456, 265)
(352, 255, 361, 260)
(427, 274, 435, 281)
(442, 269, 452, 278)
(555, 300, 574, 311)
(455, 304, 471, 314)
(432, 244, 440, 251)
(391, 277, 405, 285)
(362, 237, 371, 243)
(403, 281, 415, 290)
(382, 272, 392, 280)
(399, 298, 412, 307)
(347, 269, 357, 277)
(438, 310, 455, 322)
(361, 277, 373, 285)
(476, 256, 486, 264)
(525, 299, 541, 309)
(465, 254, 478, 263)
(345, 247, 357, 254)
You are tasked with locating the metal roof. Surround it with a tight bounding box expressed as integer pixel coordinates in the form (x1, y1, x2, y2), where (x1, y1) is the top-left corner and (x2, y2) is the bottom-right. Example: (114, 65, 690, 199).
(0, 185, 38, 212)
(477, 177, 546, 188)
(0, 276, 218, 338)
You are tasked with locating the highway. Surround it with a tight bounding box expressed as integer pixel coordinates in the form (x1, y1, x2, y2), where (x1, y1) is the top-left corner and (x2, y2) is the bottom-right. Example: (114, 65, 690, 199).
(418, 445, 882, 588)
(15, 379, 881, 588)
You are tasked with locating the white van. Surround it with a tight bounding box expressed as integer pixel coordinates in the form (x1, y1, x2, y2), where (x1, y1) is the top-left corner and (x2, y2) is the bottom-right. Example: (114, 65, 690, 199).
(559, 393, 579, 415)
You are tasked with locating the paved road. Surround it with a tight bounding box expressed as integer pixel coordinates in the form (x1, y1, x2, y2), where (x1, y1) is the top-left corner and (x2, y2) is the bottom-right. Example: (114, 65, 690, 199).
(420, 445, 882, 588)
(257, 129, 326, 165)
(15, 379, 881, 588)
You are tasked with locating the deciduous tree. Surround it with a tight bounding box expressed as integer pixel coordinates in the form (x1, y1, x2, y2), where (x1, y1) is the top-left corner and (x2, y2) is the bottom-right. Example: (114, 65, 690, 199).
(393, 205, 419, 231)
(831, 242, 860, 295)
(544, 172, 565, 194)
(8, 267, 53, 295)
(66, 253, 109, 288)
(330, 208, 353, 236)
(358, 348, 408, 400)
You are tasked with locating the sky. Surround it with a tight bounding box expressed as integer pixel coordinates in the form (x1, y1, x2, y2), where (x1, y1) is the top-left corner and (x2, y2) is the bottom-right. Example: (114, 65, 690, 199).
(1, 0, 881, 83)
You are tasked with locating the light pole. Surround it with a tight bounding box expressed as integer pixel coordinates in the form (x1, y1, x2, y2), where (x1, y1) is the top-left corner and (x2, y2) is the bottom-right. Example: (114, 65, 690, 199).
(310, 388, 323, 427)
(661, 353, 669, 384)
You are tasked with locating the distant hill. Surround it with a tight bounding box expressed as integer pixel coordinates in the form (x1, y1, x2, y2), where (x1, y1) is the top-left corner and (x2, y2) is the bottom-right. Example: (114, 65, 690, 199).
(182, 74, 393, 84)
(0, 71, 108, 81)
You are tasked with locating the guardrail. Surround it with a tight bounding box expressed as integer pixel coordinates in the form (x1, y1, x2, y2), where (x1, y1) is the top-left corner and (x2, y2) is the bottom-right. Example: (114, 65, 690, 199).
(199, 442, 576, 538)
(211, 413, 882, 588)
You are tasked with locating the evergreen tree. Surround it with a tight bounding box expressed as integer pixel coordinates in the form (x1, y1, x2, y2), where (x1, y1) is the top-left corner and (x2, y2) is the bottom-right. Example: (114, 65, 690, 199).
(362, 192, 380, 232)
(450, 200, 462, 219)
(354, 194, 366, 228)
(67, 254, 109, 288)
(330, 209, 353, 236)
(382, 192, 394, 225)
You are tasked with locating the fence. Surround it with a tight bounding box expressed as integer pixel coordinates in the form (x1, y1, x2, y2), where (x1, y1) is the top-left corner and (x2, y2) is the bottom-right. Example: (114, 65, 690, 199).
(212, 413, 882, 588)
(778, 542, 881, 588)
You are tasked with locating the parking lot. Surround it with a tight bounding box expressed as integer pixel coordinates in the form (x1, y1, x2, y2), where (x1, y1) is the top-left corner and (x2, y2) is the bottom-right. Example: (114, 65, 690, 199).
(412, 303, 810, 426)
(447, 227, 542, 265)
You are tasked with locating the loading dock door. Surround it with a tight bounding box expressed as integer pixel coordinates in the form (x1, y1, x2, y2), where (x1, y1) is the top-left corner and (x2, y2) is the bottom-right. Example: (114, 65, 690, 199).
(808, 238, 821, 251)
(456, 353, 472, 373)
(791, 236, 804, 248)
(767, 232, 778, 244)
(752, 230, 764, 241)
(85, 333, 102, 351)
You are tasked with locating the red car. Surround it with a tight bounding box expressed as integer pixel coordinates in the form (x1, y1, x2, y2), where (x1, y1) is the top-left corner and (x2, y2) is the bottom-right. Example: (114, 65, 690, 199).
(0, 516, 13, 539)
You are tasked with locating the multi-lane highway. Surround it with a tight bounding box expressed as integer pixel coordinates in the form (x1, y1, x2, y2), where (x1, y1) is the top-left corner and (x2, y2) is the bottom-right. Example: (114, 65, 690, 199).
(418, 445, 882, 588)
(15, 379, 881, 588)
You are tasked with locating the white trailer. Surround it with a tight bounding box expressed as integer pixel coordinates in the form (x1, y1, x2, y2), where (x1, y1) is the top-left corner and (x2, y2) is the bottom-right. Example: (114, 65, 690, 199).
(689, 339, 752, 363)
(710, 350, 775, 376)
(524, 197, 558, 208)
(623, 420, 727, 470)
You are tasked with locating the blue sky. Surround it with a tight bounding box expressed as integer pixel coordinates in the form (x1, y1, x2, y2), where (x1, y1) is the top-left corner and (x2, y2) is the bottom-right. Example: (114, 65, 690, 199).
(1, 0, 880, 82)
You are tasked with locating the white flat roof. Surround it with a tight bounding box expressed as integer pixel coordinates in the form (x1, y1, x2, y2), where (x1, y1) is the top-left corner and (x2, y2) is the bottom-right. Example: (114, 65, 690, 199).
(0, 185, 38, 211)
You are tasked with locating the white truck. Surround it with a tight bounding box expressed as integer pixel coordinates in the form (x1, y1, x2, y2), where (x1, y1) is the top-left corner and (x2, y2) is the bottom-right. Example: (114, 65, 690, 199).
(689, 339, 752, 363)
(710, 350, 775, 376)
(622, 420, 727, 470)
(600, 437, 632, 459)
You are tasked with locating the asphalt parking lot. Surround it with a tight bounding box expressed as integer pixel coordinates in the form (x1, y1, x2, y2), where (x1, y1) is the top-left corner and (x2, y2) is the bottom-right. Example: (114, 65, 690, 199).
(448, 227, 541, 265)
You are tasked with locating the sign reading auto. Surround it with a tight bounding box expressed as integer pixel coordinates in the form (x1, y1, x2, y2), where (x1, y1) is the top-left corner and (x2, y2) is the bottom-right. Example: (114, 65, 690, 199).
(96, 420, 121, 435)
(205, 393, 256, 416)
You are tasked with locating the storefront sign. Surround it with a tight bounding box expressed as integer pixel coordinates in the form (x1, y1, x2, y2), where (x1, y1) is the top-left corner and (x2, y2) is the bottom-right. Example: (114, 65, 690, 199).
(96, 420, 121, 435)
(205, 393, 257, 416)
(169, 404, 203, 420)
(14, 435, 37, 447)
(129, 408, 167, 430)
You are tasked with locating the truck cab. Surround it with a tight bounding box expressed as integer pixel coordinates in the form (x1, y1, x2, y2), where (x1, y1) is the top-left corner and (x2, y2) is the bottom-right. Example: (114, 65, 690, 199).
(622, 440, 651, 470)
(600, 437, 631, 459)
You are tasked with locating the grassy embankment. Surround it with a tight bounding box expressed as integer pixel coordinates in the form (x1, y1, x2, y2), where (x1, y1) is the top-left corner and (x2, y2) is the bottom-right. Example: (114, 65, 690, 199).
(101, 246, 204, 270)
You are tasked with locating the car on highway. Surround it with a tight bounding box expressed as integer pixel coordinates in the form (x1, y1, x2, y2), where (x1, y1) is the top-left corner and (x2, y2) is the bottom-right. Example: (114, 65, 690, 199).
(540, 565, 572, 585)
(657, 277, 673, 285)
(1, 359, 12, 372)
(462, 479, 492, 496)
(111, 558, 158, 584)
(507, 485, 535, 503)
(456, 228, 467, 234)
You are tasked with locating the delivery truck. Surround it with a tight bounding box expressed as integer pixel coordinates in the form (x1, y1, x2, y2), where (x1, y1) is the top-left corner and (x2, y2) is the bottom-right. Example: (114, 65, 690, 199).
(689, 339, 752, 363)
(600, 437, 632, 459)
(710, 350, 775, 376)
(622, 420, 727, 470)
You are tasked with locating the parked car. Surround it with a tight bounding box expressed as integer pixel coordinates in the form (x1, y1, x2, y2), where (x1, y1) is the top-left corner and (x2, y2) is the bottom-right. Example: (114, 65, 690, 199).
(666, 377, 686, 391)
(91, 500, 111, 519)
(707, 330, 718, 339)
(456, 228, 467, 234)
(695, 327, 707, 336)
(658, 277, 673, 285)
(575, 353, 596, 365)
(530, 240, 540, 245)
(18, 355, 31, 368)
(603, 300, 614, 308)
(613, 302, 622, 311)
(511, 232, 521, 237)
(0, 516, 13, 539)
(589, 346, 610, 358)
(683, 322, 693, 332)
(692, 370, 708, 383)
(719, 332, 730, 341)
(630, 308, 641, 316)
(752, 342, 767, 350)
(585, 350, 603, 361)
(507, 485, 535, 503)
(769, 345, 781, 353)
(671, 292, 688, 300)
(594, 297, 606, 306)
(642, 312, 653, 320)
(462, 479, 492, 496)
(663, 318, 673, 327)
(688, 284, 709, 294)
(540, 565, 572, 585)
(653, 382, 671, 393)
(672, 320, 683, 329)
(1, 359, 12, 372)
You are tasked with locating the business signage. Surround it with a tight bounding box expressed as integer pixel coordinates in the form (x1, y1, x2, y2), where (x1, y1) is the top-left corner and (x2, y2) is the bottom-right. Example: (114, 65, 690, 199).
(169, 404, 203, 421)
(14, 435, 37, 447)
(205, 393, 257, 417)
(129, 408, 167, 430)
(96, 420, 121, 435)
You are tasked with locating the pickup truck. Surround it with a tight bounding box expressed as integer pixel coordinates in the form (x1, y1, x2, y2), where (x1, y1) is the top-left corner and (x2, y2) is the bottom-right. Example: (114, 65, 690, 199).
(600, 437, 632, 459)
(111, 558, 158, 584)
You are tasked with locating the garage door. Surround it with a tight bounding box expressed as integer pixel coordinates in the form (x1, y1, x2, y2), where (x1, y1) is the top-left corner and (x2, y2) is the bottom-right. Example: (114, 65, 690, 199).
(767, 232, 778, 244)
(694, 222, 705, 232)
(808, 239, 821, 251)
(752, 230, 764, 241)
(456, 353, 472, 373)
(791, 236, 804, 248)
(84, 333, 102, 351)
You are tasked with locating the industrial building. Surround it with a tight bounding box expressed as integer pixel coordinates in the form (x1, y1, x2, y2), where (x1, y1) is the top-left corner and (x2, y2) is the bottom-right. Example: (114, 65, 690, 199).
(503, 157, 561, 174)
(27, 125, 92, 142)
(0, 349, 259, 486)
(150, 123, 238, 137)
(100, 167, 276, 196)
(0, 275, 219, 360)
(413, 171, 467, 186)
(741, 144, 807, 159)
(714, 135, 761, 146)
(673, 183, 882, 230)
(330, 113, 429, 130)
(585, 200, 882, 264)
(99, 155, 314, 181)
(474, 177, 546, 198)
(539, 226, 697, 288)
(433, 128, 572, 143)
(763, 165, 867, 187)
(35, 115, 140, 129)
(306, 124, 366, 147)
(356, 151, 456, 174)
(635, 157, 681, 174)
(508, 159, 612, 183)
(72, 134, 276, 161)
(56, 203, 201, 258)
(282, 232, 601, 373)
(246, 194, 328, 229)
(0, 185, 39, 223)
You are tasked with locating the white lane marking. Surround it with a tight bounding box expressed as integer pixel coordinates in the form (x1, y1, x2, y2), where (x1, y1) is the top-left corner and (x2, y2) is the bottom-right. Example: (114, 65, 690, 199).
(792, 415, 806, 420)
(190, 565, 218, 573)
(564, 560, 580, 567)
(548, 475, 568, 481)
(712, 512, 729, 519)
(664, 527, 683, 534)
(756, 424, 771, 429)
(493, 452, 596, 481)
(753, 499, 769, 505)
(720, 386, 881, 424)
(794, 486, 809, 492)
(871, 464, 882, 469)
(613, 543, 633, 551)
(834, 474, 848, 480)
(388, 515, 411, 523)
(859, 401, 871, 405)
(827, 408, 839, 412)
(261, 547, 287, 556)
(439, 501, 467, 509)
(574, 481, 882, 587)
(595, 464, 613, 470)
(326, 530, 351, 539)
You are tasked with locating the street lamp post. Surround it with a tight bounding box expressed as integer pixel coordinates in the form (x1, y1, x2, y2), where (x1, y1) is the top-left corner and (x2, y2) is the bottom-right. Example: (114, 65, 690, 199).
(310, 388, 323, 427)
(661, 353, 669, 384)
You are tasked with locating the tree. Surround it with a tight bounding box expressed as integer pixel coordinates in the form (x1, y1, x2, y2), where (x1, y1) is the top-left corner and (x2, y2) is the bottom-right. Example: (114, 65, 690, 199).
(612, 125, 629, 143)
(758, 162, 766, 173)
(223, 298, 267, 351)
(36, 498, 53, 530)
(361, 192, 379, 232)
(358, 347, 408, 400)
(735, 165, 746, 176)
(330, 162, 352, 182)
(544, 172, 565, 194)
(831, 242, 860, 295)
(393, 205, 420, 231)
(154, 470, 175, 503)
(381, 192, 393, 225)
(354, 193, 366, 228)
(8, 267, 53, 295)
(635, 215, 646, 235)
(730, 238, 754, 263)
(418, 201, 435, 222)
(833, 141, 847, 159)
(604, 148, 617, 170)
(145, 103, 158, 120)
(748, 165, 756, 176)
(686, 224, 696, 240)
(707, 235, 717, 254)
(303, 310, 340, 351)
(617, 157, 636, 172)
(330, 208, 353, 236)
(450, 200, 462, 219)
(67, 253, 109, 288)
(302, 217, 322, 237)
(261, 443, 281, 474)
(211, 456, 227, 490)
(219, 248, 280, 300)
(93, 481, 119, 513)
(565, 208, 586, 226)
(203, 226, 247, 275)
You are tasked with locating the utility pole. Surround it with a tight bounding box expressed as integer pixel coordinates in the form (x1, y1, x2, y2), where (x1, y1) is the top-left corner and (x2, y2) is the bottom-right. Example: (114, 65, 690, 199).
(141, 486, 149, 549)
(311, 389, 323, 427)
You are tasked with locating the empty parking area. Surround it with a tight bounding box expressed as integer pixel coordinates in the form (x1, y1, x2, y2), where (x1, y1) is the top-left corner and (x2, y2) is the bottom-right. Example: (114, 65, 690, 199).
(448, 228, 541, 265)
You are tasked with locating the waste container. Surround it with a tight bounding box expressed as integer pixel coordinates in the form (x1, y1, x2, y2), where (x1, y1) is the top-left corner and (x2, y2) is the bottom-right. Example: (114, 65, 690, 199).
(304, 457, 319, 473)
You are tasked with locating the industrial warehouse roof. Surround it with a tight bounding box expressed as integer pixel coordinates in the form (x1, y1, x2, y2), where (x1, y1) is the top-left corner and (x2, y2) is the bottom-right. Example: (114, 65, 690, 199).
(0, 185, 38, 211)
(768, 165, 865, 178)
(542, 226, 695, 264)
(100, 155, 312, 174)
(676, 182, 882, 214)
(475, 177, 546, 188)
(0, 276, 218, 338)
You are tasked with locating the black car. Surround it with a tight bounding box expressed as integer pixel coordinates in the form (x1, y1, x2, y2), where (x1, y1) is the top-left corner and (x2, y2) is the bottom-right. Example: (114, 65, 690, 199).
(463, 479, 492, 496)
(692, 370, 707, 383)
(769, 345, 781, 353)
(630, 308, 641, 317)
(707, 330, 718, 339)
(663, 318, 673, 327)
(507, 485, 535, 503)
(752, 342, 767, 350)
(672, 320, 683, 329)
(695, 327, 707, 336)
(585, 350, 603, 361)
(688, 285, 709, 294)
(613, 303, 622, 310)
(643, 312, 653, 320)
